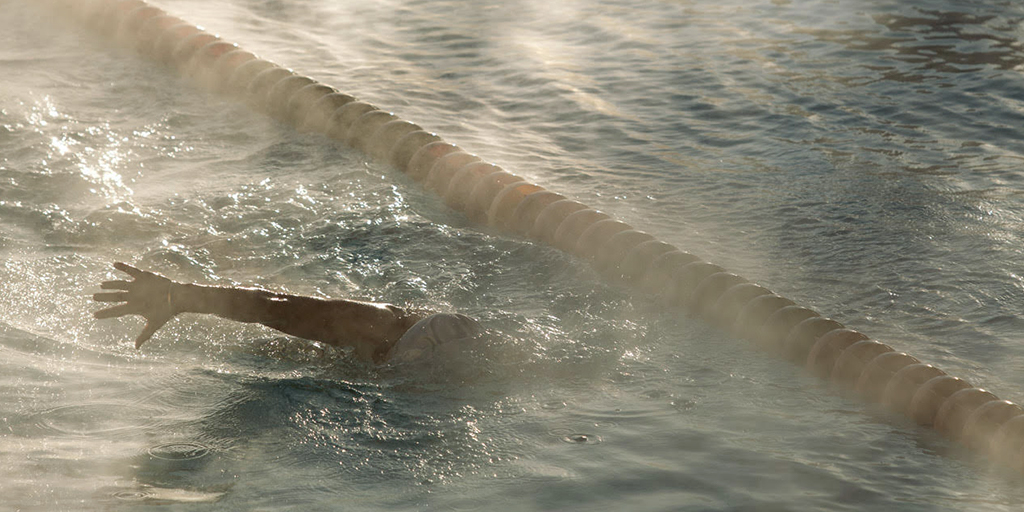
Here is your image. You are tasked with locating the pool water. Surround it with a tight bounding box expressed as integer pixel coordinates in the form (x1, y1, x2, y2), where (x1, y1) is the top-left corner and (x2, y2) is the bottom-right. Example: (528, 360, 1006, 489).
(2, 0, 1024, 510)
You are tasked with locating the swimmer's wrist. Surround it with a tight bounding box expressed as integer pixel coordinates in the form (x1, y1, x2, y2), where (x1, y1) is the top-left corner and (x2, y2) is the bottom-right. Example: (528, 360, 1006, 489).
(166, 282, 238, 316)
(167, 282, 196, 315)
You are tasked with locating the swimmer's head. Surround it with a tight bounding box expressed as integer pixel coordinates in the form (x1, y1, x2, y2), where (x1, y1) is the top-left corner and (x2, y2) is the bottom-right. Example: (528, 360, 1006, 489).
(386, 313, 483, 366)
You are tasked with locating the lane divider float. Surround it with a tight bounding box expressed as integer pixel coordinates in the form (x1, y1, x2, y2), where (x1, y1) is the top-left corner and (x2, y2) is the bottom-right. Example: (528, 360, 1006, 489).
(52, 0, 1024, 475)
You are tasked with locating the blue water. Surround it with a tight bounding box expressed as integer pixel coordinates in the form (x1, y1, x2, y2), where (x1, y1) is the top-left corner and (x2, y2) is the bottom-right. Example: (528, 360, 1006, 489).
(2, 0, 1024, 509)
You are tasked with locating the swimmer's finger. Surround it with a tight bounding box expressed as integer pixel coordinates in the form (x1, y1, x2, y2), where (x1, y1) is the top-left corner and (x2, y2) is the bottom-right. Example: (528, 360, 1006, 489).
(94, 303, 135, 319)
(100, 280, 131, 291)
(135, 319, 166, 349)
(93, 292, 129, 303)
(113, 262, 146, 279)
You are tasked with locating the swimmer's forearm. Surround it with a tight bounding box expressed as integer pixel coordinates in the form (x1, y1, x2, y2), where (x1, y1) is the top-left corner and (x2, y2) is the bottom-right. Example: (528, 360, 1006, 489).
(169, 283, 420, 359)
(170, 283, 280, 323)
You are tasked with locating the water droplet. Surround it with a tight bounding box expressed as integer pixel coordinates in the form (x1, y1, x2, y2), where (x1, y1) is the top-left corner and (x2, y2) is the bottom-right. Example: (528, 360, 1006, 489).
(147, 442, 210, 461)
(561, 433, 601, 445)
(671, 399, 698, 412)
(541, 400, 567, 410)
(112, 489, 154, 501)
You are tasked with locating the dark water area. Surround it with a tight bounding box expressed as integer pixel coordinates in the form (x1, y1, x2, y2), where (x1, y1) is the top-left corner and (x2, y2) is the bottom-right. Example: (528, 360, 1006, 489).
(1, 0, 1023, 509)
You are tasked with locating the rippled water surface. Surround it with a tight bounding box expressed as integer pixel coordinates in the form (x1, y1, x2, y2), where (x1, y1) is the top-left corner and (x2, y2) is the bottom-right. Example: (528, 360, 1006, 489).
(2, 0, 1024, 510)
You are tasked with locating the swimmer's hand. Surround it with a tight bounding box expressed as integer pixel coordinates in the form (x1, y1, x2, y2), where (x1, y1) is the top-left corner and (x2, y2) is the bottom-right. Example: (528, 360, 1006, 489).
(93, 262, 178, 349)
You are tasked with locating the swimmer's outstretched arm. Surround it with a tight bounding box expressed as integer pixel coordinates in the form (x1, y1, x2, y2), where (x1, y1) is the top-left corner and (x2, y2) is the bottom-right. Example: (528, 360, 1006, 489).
(92, 262, 426, 361)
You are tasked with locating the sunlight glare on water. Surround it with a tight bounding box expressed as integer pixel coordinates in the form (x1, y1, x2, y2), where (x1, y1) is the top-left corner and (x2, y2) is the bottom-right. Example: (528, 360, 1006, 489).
(1, 0, 1024, 510)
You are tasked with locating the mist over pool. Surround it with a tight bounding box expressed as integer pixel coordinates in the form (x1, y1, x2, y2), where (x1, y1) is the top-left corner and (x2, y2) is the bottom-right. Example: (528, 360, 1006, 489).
(2, 0, 1024, 510)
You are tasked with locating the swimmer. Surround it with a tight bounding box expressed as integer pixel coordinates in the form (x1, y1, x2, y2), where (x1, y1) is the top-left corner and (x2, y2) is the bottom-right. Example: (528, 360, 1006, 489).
(92, 262, 480, 363)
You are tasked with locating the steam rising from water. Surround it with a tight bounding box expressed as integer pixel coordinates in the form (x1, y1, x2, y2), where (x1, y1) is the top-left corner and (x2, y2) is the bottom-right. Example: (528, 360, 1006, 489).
(2, 0, 1024, 509)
